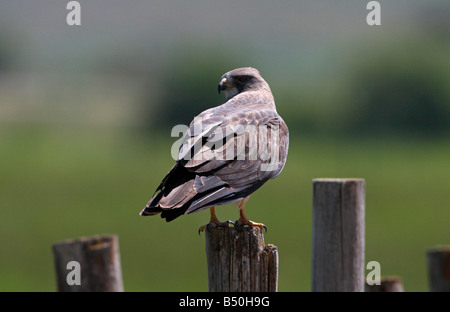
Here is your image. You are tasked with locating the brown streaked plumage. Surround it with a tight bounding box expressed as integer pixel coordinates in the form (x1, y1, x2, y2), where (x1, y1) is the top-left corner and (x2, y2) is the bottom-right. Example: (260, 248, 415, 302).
(140, 67, 289, 231)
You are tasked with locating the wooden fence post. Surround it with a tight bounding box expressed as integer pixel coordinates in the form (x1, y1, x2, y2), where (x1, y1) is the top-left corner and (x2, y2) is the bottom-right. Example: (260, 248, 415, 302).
(365, 276, 404, 292)
(427, 246, 450, 292)
(205, 227, 278, 292)
(52, 234, 124, 292)
(312, 178, 365, 292)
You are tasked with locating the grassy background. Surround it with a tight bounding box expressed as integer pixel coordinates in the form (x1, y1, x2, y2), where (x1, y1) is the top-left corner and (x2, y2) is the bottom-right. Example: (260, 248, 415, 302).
(1, 124, 448, 291)
(0, 0, 448, 292)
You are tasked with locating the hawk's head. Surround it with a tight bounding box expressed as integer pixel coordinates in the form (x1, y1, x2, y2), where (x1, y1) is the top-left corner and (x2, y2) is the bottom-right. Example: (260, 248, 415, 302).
(218, 67, 270, 101)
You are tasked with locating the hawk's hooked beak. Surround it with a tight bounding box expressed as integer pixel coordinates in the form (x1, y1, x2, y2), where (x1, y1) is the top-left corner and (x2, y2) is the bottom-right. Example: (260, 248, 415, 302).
(218, 77, 228, 94)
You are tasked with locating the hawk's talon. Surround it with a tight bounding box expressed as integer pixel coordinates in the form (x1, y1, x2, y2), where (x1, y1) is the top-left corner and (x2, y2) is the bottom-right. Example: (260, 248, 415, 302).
(235, 219, 267, 232)
(198, 220, 233, 235)
(198, 224, 209, 235)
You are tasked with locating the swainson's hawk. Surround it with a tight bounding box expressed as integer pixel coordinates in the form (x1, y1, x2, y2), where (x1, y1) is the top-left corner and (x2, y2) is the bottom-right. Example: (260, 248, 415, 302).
(140, 67, 289, 232)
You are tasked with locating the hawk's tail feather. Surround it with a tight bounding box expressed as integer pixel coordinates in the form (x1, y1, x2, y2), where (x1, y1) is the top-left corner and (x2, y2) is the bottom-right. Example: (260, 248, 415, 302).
(141, 184, 237, 222)
(140, 204, 188, 221)
(140, 207, 161, 216)
(140, 189, 165, 216)
(161, 207, 189, 222)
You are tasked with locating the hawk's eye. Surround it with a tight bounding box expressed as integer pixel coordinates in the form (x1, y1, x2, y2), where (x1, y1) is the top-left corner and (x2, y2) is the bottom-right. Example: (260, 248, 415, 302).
(237, 76, 250, 83)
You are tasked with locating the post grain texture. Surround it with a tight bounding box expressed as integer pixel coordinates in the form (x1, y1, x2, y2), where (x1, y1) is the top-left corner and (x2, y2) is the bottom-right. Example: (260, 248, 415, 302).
(205, 227, 278, 292)
(52, 234, 124, 292)
(312, 178, 365, 292)
(427, 246, 450, 292)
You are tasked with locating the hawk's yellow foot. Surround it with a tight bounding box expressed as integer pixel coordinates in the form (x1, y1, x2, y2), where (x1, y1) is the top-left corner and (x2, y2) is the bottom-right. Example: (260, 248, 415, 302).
(198, 207, 234, 235)
(235, 217, 267, 232)
(235, 196, 267, 232)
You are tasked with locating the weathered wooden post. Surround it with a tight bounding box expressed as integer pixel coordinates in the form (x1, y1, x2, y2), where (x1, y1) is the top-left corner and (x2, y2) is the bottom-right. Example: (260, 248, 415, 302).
(365, 276, 404, 292)
(427, 246, 450, 292)
(52, 234, 124, 292)
(312, 178, 365, 292)
(205, 227, 278, 292)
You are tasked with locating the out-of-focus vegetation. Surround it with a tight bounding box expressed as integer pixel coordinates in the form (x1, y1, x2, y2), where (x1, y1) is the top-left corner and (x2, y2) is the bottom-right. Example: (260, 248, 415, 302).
(347, 39, 450, 136)
(0, 1, 449, 292)
(142, 36, 450, 138)
(1, 125, 449, 291)
(0, 31, 16, 73)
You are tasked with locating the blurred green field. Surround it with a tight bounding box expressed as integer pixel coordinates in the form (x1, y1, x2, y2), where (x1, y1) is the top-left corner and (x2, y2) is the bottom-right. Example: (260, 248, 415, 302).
(0, 125, 448, 291)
